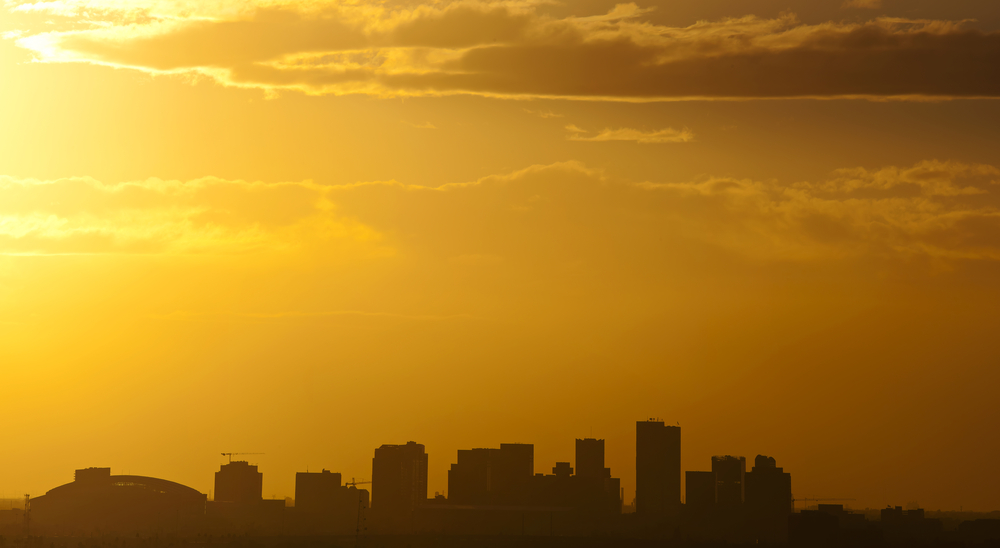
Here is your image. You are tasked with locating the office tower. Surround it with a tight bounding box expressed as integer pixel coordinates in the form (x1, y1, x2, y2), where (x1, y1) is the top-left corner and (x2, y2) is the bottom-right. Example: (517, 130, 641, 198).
(635, 420, 681, 516)
(576, 438, 607, 478)
(371, 441, 428, 532)
(215, 461, 263, 503)
(711, 455, 746, 505)
(744, 455, 791, 513)
(494, 443, 534, 495)
(295, 469, 342, 513)
(447, 443, 534, 505)
(745, 455, 792, 542)
(295, 469, 369, 534)
(685, 471, 717, 508)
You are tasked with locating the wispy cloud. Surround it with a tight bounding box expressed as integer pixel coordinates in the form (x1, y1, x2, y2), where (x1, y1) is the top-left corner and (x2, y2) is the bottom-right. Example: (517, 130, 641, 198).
(0, 175, 384, 255)
(566, 125, 694, 144)
(523, 108, 563, 119)
(3, 160, 1000, 262)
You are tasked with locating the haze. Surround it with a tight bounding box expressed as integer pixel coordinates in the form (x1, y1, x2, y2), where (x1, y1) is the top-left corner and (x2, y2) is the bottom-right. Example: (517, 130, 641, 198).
(1, 0, 999, 512)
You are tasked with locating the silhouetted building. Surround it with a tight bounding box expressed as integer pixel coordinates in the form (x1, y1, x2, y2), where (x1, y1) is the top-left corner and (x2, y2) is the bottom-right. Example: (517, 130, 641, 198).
(711, 455, 745, 505)
(745, 455, 792, 542)
(295, 469, 342, 513)
(372, 441, 427, 533)
(29, 467, 206, 534)
(575, 438, 606, 478)
(790, 505, 880, 547)
(552, 462, 573, 477)
(816, 504, 867, 530)
(294, 469, 368, 534)
(448, 443, 534, 506)
(215, 461, 263, 503)
(789, 509, 841, 547)
(685, 471, 716, 508)
(207, 460, 287, 532)
(958, 519, 1000, 543)
(881, 505, 942, 542)
(635, 420, 680, 517)
(424, 441, 619, 536)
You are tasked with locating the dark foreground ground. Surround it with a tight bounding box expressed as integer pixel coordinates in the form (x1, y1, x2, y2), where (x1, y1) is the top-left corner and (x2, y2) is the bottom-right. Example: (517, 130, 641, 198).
(5, 535, 1000, 548)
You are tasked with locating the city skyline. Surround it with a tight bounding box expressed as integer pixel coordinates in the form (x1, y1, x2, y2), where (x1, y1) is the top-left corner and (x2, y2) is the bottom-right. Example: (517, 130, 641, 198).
(1, 419, 966, 513)
(5, 420, 999, 543)
(2, 0, 1000, 519)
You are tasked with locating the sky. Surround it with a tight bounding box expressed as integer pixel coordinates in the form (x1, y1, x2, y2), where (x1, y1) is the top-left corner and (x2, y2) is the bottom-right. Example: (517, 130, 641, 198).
(1, 0, 1000, 512)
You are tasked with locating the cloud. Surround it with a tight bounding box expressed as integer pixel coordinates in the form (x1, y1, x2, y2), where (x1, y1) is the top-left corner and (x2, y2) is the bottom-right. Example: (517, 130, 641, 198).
(0, 175, 383, 255)
(523, 108, 563, 119)
(2, 160, 999, 262)
(9, 1, 1000, 100)
(843, 0, 882, 8)
(566, 125, 694, 144)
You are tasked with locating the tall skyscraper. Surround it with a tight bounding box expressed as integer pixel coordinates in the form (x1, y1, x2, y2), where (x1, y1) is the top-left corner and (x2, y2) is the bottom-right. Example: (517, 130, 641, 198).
(371, 441, 428, 532)
(214, 461, 263, 503)
(635, 420, 680, 517)
(575, 438, 606, 478)
(711, 455, 746, 505)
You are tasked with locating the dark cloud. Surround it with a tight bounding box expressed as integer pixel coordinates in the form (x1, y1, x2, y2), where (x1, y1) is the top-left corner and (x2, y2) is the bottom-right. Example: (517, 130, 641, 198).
(17, 3, 1000, 99)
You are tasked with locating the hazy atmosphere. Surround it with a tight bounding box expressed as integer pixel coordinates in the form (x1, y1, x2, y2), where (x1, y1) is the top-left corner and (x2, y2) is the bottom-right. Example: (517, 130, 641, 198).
(2, 0, 1000, 515)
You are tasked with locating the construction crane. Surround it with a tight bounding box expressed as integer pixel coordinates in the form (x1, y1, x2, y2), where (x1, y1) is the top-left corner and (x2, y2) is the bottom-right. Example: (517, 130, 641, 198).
(221, 452, 264, 463)
(23, 494, 30, 537)
(345, 477, 372, 487)
(793, 497, 856, 508)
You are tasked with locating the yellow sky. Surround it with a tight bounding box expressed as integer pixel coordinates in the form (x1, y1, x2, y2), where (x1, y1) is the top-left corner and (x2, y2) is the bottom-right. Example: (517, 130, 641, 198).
(1, 0, 1000, 511)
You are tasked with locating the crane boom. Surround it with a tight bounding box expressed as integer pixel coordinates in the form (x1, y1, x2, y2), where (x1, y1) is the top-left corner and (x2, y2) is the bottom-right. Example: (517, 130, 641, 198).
(793, 497, 857, 508)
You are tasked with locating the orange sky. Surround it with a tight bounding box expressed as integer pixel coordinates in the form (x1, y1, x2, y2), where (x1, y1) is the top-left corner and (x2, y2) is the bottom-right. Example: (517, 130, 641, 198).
(1, 0, 1000, 512)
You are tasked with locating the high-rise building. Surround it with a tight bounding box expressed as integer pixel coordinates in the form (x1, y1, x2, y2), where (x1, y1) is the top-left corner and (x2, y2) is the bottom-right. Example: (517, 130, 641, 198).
(745, 455, 792, 542)
(371, 441, 427, 532)
(215, 461, 263, 503)
(635, 420, 680, 517)
(295, 469, 343, 513)
(294, 469, 369, 534)
(575, 438, 607, 478)
(711, 455, 746, 506)
(447, 443, 534, 505)
(744, 455, 791, 513)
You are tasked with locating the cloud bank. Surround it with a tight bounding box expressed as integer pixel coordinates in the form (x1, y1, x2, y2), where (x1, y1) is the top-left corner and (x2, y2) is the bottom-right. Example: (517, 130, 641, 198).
(9, 0, 1000, 100)
(3, 160, 999, 262)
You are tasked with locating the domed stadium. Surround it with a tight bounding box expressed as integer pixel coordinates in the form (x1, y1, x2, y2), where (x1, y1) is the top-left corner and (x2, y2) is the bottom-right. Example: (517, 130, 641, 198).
(31, 467, 206, 534)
